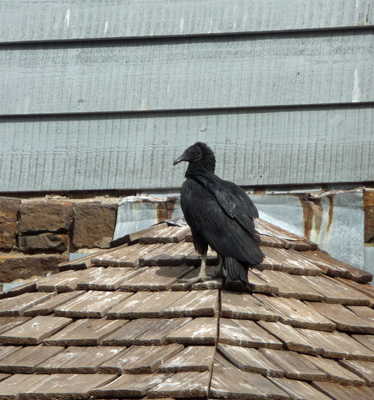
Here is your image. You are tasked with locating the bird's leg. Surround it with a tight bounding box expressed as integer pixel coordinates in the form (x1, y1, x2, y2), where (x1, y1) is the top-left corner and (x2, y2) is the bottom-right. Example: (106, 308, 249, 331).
(179, 251, 211, 283)
(207, 254, 224, 278)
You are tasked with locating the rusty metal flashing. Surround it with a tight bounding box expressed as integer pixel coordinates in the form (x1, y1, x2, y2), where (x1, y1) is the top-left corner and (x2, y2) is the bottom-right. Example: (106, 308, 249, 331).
(114, 186, 372, 278)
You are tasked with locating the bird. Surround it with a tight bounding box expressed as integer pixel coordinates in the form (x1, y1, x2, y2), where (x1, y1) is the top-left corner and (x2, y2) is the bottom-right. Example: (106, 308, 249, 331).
(173, 142, 264, 290)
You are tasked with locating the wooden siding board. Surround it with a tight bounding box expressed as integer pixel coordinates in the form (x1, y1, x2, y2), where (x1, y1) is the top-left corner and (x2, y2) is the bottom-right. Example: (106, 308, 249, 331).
(1, 31, 373, 116)
(1, 0, 373, 43)
(1, 106, 373, 192)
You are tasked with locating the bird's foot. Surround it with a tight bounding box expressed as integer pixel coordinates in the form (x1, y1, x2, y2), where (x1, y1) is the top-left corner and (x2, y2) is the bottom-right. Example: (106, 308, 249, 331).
(178, 273, 212, 284)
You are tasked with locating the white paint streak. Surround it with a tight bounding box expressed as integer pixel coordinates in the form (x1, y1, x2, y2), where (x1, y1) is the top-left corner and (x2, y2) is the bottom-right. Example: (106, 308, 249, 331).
(64, 9, 70, 27)
(179, 17, 184, 33)
(104, 21, 109, 34)
(352, 68, 361, 102)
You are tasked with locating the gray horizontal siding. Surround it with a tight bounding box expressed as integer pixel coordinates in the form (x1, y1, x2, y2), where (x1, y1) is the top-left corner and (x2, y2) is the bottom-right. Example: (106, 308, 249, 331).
(0, 0, 373, 43)
(1, 106, 373, 192)
(1, 31, 373, 116)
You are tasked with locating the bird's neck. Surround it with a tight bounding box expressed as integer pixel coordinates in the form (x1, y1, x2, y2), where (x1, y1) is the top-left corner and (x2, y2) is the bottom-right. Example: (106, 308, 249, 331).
(185, 160, 215, 178)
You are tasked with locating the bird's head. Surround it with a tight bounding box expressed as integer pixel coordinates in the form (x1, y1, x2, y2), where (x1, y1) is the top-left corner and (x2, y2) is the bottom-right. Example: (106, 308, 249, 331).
(173, 142, 216, 173)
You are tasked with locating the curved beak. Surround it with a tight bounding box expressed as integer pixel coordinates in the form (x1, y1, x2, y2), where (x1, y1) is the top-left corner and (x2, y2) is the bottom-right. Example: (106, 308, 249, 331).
(173, 152, 187, 166)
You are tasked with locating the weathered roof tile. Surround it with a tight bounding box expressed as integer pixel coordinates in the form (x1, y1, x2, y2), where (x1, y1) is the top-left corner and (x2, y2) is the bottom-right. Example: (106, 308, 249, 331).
(159, 345, 215, 373)
(149, 370, 211, 398)
(0, 292, 54, 316)
(167, 317, 218, 345)
(0, 345, 63, 374)
(99, 343, 183, 374)
(296, 328, 374, 361)
(269, 377, 332, 400)
(307, 301, 374, 334)
(90, 373, 172, 398)
(23, 291, 85, 317)
(219, 318, 283, 349)
(54, 290, 133, 319)
(103, 318, 191, 346)
(44, 318, 126, 346)
(77, 266, 142, 290)
(20, 373, 116, 400)
(0, 316, 72, 345)
(221, 291, 280, 321)
(258, 321, 319, 355)
(0, 317, 31, 335)
(259, 348, 327, 381)
(0, 218, 373, 399)
(304, 355, 365, 386)
(217, 344, 284, 377)
(339, 359, 374, 387)
(36, 346, 125, 374)
(255, 295, 336, 331)
(120, 266, 193, 291)
(313, 381, 374, 400)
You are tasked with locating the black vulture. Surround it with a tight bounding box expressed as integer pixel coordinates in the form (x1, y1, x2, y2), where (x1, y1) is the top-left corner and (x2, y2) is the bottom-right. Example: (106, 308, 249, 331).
(173, 142, 264, 289)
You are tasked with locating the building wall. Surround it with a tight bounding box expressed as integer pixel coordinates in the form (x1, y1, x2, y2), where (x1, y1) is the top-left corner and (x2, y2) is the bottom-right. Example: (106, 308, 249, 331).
(0, 1, 373, 192)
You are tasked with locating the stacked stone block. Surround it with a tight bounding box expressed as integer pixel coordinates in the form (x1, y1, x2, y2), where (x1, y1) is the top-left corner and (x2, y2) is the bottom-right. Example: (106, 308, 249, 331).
(0, 197, 118, 283)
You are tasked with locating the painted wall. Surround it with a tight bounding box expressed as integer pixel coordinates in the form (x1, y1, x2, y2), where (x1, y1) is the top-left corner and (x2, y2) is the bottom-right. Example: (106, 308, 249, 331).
(0, 1, 373, 192)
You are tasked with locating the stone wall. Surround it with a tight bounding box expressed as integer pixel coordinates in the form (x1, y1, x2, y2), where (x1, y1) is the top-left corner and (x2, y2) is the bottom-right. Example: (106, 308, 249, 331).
(0, 196, 118, 283)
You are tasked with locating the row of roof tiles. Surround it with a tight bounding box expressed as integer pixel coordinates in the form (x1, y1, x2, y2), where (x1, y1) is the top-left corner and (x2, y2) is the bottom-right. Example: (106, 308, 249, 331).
(0, 219, 373, 399)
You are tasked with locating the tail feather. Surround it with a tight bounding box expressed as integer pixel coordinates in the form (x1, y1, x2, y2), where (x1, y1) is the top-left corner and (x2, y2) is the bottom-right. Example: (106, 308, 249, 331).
(225, 257, 249, 286)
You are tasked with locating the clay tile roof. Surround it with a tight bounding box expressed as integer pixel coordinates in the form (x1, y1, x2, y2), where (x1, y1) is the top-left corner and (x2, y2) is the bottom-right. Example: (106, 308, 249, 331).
(0, 218, 373, 400)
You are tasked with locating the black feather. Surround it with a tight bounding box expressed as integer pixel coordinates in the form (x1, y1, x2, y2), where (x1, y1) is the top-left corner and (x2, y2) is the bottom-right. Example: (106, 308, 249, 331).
(174, 142, 264, 287)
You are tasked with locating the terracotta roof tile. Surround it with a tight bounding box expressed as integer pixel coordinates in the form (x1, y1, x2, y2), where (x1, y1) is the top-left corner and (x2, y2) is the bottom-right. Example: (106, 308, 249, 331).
(0, 219, 373, 399)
